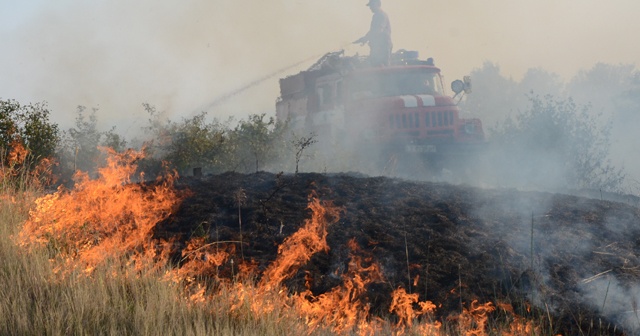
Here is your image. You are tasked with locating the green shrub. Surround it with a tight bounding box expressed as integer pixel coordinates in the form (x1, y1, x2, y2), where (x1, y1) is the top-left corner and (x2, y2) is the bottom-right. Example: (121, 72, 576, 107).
(0, 99, 59, 167)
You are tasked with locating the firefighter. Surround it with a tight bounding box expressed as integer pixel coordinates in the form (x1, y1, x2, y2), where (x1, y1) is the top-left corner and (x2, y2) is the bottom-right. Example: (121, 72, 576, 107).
(354, 0, 392, 67)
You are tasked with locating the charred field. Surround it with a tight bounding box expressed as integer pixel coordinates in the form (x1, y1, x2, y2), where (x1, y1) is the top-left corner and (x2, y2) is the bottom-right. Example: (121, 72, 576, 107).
(156, 171, 640, 335)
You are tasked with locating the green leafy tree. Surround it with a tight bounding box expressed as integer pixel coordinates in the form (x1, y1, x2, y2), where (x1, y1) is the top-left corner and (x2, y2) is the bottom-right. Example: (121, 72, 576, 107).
(102, 126, 127, 153)
(0, 99, 59, 166)
(139, 105, 293, 175)
(231, 114, 289, 173)
(140, 104, 239, 175)
(163, 112, 230, 174)
(462, 62, 565, 132)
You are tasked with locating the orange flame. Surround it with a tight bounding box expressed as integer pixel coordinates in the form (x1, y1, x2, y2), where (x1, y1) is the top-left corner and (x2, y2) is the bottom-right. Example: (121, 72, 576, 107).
(259, 196, 341, 290)
(174, 237, 233, 284)
(455, 300, 496, 336)
(389, 287, 439, 332)
(497, 302, 542, 335)
(7, 140, 28, 167)
(2, 140, 56, 189)
(17, 148, 181, 274)
(294, 239, 386, 335)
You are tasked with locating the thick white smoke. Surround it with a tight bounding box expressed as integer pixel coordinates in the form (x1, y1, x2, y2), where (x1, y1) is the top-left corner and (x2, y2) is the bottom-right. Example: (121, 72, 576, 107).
(2, 0, 639, 131)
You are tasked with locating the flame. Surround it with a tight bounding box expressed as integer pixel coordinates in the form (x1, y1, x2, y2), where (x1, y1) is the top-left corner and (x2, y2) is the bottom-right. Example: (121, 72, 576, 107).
(224, 197, 344, 320)
(259, 196, 341, 290)
(1, 140, 56, 189)
(455, 300, 496, 336)
(7, 140, 28, 167)
(175, 236, 233, 284)
(294, 238, 386, 335)
(390, 287, 439, 332)
(497, 302, 542, 335)
(17, 147, 181, 274)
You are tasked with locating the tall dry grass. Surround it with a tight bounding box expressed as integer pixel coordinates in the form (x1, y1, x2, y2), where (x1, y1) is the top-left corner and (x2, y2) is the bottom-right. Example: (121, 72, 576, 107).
(0, 192, 322, 335)
(0, 156, 317, 335)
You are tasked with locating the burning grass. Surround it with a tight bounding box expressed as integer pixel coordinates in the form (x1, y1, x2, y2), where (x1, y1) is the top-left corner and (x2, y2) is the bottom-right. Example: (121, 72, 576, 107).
(17, 148, 181, 275)
(2, 148, 575, 335)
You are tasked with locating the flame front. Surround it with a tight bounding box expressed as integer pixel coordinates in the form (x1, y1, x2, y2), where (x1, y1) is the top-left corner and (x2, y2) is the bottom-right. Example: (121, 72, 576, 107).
(294, 238, 387, 335)
(18, 148, 181, 274)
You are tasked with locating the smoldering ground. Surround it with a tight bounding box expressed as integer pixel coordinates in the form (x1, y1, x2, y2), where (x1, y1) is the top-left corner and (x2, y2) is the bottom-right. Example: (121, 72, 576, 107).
(145, 170, 640, 334)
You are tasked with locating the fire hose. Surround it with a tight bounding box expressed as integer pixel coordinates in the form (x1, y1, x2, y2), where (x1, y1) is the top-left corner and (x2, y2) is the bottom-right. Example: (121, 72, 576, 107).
(195, 42, 354, 114)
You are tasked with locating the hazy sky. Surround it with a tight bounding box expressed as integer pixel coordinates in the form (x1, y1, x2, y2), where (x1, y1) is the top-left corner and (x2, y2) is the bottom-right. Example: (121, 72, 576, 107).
(1, 0, 639, 134)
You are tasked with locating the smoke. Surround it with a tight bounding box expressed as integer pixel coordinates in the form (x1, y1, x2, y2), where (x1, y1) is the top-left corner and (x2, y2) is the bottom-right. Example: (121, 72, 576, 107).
(2, 0, 640, 191)
(467, 186, 640, 333)
(0, 1, 364, 134)
(2, 1, 640, 133)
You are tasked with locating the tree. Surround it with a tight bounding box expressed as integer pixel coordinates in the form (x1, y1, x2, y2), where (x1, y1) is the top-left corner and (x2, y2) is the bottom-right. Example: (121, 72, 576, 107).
(462, 63, 566, 133)
(459, 62, 520, 129)
(567, 63, 637, 114)
(291, 133, 317, 174)
(231, 114, 289, 173)
(162, 112, 229, 174)
(57, 106, 129, 179)
(0, 99, 59, 166)
(518, 67, 564, 98)
(489, 94, 624, 192)
(139, 105, 294, 175)
(566, 63, 640, 192)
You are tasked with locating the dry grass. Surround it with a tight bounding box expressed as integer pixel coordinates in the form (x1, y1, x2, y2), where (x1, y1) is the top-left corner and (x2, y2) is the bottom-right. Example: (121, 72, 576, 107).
(0, 174, 326, 335)
(0, 169, 554, 336)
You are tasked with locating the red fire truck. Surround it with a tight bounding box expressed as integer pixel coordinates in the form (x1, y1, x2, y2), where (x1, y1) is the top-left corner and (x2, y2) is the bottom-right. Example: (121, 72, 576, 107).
(276, 50, 484, 173)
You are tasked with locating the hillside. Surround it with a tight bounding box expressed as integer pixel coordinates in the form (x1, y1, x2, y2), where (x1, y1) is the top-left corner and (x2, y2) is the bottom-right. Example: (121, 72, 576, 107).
(153, 172, 640, 335)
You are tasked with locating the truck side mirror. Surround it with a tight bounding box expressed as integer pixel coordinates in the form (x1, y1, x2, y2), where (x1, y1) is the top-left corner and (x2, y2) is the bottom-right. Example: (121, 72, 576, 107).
(451, 76, 472, 96)
(451, 80, 465, 95)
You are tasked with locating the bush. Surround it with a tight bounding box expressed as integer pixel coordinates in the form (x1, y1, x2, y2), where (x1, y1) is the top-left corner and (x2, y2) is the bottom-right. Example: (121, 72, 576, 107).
(162, 112, 230, 174)
(229, 113, 289, 173)
(0, 99, 59, 167)
(141, 105, 293, 175)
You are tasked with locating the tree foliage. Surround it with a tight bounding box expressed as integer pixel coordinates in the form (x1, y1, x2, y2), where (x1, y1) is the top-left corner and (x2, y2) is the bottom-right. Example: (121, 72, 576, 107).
(162, 113, 230, 174)
(231, 113, 289, 173)
(0, 99, 59, 166)
(461, 62, 564, 130)
(57, 106, 128, 180)
(141, 105, 293, 176)
(490, 95, 624, 191)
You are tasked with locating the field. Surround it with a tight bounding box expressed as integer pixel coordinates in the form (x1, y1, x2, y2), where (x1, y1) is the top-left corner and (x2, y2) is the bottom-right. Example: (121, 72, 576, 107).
(3, 150, 640, 335)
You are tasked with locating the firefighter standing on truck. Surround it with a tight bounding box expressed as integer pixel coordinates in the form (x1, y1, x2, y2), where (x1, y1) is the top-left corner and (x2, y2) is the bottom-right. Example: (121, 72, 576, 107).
(354, 0, 392, 66)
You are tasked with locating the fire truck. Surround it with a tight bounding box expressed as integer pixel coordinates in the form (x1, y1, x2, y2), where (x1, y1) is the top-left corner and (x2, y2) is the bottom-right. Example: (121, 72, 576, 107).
(276, 50, 485, 173)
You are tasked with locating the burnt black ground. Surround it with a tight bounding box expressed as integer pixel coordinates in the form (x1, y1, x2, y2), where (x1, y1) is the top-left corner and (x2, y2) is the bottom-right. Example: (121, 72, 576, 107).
(155, 172, 640, 335)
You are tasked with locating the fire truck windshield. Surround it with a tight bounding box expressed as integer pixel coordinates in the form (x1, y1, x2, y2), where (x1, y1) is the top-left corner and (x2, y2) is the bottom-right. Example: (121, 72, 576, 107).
(348, 70, 444, 99)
